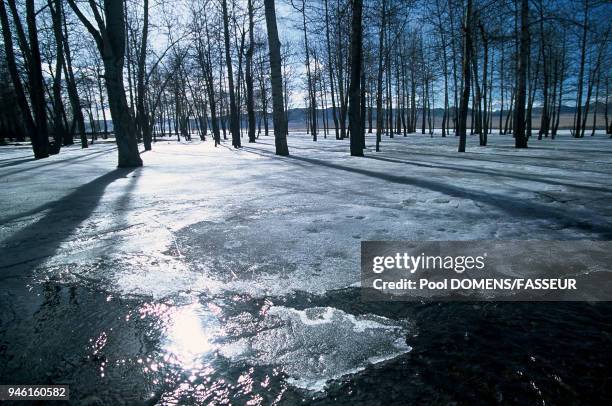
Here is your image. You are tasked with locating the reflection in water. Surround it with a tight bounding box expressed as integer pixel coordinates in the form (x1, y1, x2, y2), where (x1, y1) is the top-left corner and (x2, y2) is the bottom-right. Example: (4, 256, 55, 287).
(163, 303, 217, 370)
(3, 275, 611, 404)
(146, 302, 249, 405)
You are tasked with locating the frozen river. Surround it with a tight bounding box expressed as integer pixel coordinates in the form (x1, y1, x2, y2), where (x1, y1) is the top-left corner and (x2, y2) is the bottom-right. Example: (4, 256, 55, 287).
(1, 132, 611, 404)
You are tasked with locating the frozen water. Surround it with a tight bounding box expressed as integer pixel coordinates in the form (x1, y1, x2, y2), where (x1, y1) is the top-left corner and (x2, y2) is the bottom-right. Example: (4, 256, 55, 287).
(219, 306, 411, 391)
(3, 133, 612, 298)
(1, 131, 612, 398)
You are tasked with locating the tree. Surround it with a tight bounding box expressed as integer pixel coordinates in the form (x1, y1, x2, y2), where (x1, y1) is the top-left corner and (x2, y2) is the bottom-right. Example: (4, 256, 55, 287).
(375, 0, 387, 152)
(513, 0, 529, 149)
(263, 0, 289, 155)
(324, 0, 340, 140)
(245, 0, 256, 143)
(49, 0, 69, 149)
(573, 0, 589, 138)
(24, 0, 51, 155)
(457, 0, 472, 153)
(292, 0, 317, 140)
(221, 0, 241, 148)
(349, 0, 364, 156)
(0, 0, 39, 156)
(67, 0, 142, 167)
(137, 0, 150, 150)
(61, 2, 88, 148)
(0, 0, 51, 159)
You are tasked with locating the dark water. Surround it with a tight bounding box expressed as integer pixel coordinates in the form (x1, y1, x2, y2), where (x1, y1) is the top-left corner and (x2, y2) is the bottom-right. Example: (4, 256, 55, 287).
(1, 277, 611, 405)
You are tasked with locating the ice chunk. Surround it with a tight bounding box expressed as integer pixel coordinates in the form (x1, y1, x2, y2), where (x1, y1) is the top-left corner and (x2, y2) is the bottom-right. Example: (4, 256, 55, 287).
(220, 306, 411, 391)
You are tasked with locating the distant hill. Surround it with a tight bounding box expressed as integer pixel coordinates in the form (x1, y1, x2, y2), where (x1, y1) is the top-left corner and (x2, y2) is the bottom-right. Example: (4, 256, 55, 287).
(285, 103, 610, 130)
(84, 103, 610, 133)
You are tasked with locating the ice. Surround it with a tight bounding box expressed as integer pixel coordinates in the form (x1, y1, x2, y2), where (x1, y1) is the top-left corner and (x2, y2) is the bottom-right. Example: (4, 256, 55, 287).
(2, 131, 612, 393)
(218, 306, 412, 391)
(3, 132, 612, 297)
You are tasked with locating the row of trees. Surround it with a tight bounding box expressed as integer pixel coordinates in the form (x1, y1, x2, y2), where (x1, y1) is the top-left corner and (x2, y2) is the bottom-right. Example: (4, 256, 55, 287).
(0, 0, 610, 164)
(0, 0, 290, 165)
(291, 0, 610, 154)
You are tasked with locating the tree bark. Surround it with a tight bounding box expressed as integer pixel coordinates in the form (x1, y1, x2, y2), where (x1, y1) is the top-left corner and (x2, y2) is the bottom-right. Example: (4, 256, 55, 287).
(61, 4, 87, 148)
(263, 0, 289, 155)
(349, 0, 363, 156)
(537, 1, 550, 139)
(457, 0, 472, 153)
(375, 0, 386, 151)
(298, 0, 317, 140)
(221, 0, 241, 148)
(137, 0, 150, 150)
(49, 0, 68, 150)
(478, 22, 488, 146)
(324, 0, 340, 139)
(246, 0, 256, 143)
(0, 0, 45, 158)
(573, 0, 589, 138)
(513, 0, 529, 149)
(67, 0, 142, 166)
(25, 0, 51, 157)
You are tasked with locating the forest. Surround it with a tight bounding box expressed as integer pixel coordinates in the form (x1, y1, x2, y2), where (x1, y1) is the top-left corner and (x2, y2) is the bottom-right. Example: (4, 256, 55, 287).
(1, 0, 612, 404)
(0, 0, 610, 164)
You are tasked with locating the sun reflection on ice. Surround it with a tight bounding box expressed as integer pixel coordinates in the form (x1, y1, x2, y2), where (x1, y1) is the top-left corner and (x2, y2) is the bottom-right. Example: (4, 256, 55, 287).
(164, 303, 218, 370)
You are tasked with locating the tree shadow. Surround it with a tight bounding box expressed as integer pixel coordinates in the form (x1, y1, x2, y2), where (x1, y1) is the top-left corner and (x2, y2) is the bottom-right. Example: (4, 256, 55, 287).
(403, 149, 611, 172)
(490, 144, 612, 154)
(240, 146, 313, 170)
(0, 146, 118, 180)
(0, 157, 37, 168)
(280, 154, 612, 239)
(0, 168, 138, 279)
(365, 155, 612, 194)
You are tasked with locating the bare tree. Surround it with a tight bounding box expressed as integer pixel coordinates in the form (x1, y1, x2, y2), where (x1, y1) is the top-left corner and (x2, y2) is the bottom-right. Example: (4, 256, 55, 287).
(513, 0, 529, 149)
(221, 0, 241, 148)
(457, 0, 472, 153)
(263, 0, 289, 155)
(349, 0, 364, 156)
(246, 0, 256, 143)
(67, 0, 142, 166)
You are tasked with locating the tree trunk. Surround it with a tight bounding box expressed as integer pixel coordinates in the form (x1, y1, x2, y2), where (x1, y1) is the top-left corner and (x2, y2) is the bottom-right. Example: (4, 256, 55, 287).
(479, 23, 488, 146)
(299, 0, 317, 140)
(513, 0, 529, 149)
(61, 4, 87, 148)
(537, 2, 550, 139)
(49, 0, 68, 150)
(573, 0, 589, 138)
(590, 72, 600, 136)
(263, 0, 289, 155)
(68, 0, 142, 166)
(246, 0, 256, 143)
(24, 0, 51, 158)
(375, 0, 386, 151)
(470, 28, 482, 139)
(324, 0, 340, 139)
(349, 0, 363, 156)
(605, 75, 610, 134)
(137, 0, 150, 150)
(0, 0, 44, 158)
(448, 0, 459, 134)
(457, 0, 472, 153)
(221, 0, 241, 148)
(336, 0, 347, 140)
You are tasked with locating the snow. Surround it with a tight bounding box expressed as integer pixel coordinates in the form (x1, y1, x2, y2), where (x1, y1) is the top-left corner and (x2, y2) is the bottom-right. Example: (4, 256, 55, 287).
(1, 130, 611, 394)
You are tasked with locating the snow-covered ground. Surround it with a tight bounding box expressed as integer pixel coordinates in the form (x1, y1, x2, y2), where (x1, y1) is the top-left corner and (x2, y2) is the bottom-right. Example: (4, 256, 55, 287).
(1, 131, 611, 403)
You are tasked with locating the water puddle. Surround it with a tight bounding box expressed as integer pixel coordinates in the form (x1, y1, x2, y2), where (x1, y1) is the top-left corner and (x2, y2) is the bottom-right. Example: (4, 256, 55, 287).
(150, 301, 412, 393)
(220, 305, 412, 391)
